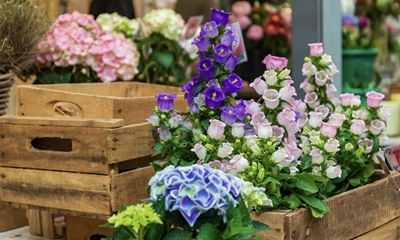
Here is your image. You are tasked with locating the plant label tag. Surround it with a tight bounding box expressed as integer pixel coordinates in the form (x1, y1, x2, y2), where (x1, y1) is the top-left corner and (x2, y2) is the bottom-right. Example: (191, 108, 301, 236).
(384, 145, 400, 171)
(231, 21, 248, 64)
(182, 15, 204, 40)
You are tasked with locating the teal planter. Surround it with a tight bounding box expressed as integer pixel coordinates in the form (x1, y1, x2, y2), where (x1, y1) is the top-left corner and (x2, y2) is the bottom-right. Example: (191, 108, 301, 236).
(342, 48, 379, 102)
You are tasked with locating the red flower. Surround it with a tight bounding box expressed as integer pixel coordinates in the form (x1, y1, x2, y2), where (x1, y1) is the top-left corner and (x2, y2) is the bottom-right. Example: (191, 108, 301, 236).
(263, 20, 279, 35)
(269, 13, 283, 24)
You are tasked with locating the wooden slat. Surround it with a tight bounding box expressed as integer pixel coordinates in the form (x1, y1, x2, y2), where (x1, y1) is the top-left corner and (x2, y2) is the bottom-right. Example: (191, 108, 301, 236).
(27, 209, 42, 236)
(251, 210, 291, 240)
(107, 122, 155, 163)
(110, 166, 155, 212)
(0, 168, 111, 215)
(40, 211, 56, 239)
(0, 124, 109, 174)
(352, 217, 400, 239)
(0, 115, 124, 128)
(0, 202, 28, 232)
(65, 215, 115, 240)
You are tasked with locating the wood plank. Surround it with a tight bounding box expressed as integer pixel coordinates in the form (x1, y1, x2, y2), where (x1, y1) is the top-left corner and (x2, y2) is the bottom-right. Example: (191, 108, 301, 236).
(0, 115, 124, 128)
(0, 124, 109, 174)
(65, 215, 115, 240)
(0, 202, 28, 232)
(107, 122, 155, 163)
(40, 211, 56, 239)
(251, 210, 291, 240)
(0, 168, 111, 215)
(110, 166, 155, 212)
(17, 86, 116, 119)
(282, 172, 400, 240)
(27, 209, 42, 236)
(352, 217, 400, 240)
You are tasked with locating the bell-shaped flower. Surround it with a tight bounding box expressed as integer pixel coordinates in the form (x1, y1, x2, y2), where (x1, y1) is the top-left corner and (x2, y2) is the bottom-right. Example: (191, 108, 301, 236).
(326, 62, 339, 77)
(257, 122, 273, 138)
(234, 99, 250, 121)
(314, 105, 329, 119)
(214, 44, 231, 64)
(328, 113, 346, 127)
(350, 119, 366, 135)
(217, 142, 234, 159)
(222, 73, 244, 94)
(168, 112, 182, 128)
(351, 95, 361, 107)
(191, 34, 211, 51)
(197, 58, 215, 79)
(182, 75, 200, 94)
(326, 165, 342, 179)
(271, 125, 285, 141)
(366, 91, 385, 108)
(308, 42, 323, 56)
(249, 77, 268, 95)
(245, 135, 261, 154)
(220, 29, 237, 47)
(339, 93, 354, 107)
(208, 119, 226, 140)
(210, 8, 231, 26)
(221, 106, 238, 125)
(304, 92, 320, 108)
(146, 113, 160, 127)
(369, 119, 385, 135)
(319, 54, 332, 65)
(302, 62, 317, 77)
(261, 54, 288, 70)
(379, 132, 389, 145)
(378, 106, 391, 123)
(295, 100, 308, 113)
(227, 154, 249, 176)
(203, 21, 219, 38)
(310, 148, 324, 164)
(321, 122, 338, 137)
(156, 93, 177, 112)
(279, 85, 297, 102)
(157, 125, 172, 141)
(194, 93, 206, 108)
(206, 79, 221, 88)
(262, 89, 281, 109)
(223, 55, 239, 71)
(352, 108, 369, 120)
(191, 142, 207, 159)
(300, 78, 315, 93)
(324, 138, 340, 153)
(245, 99, 262, 115)
(308, 111, 323, 128)
(231, 123, 245, 137)
(358, 138, 373, 154)
(208, 160, 224, 170)
(277, 108, 296, 126)
(297, 113, 309, 128)
(326, 84, 337, 99)
(284, 121, 300, 137)
(250, 111, 267, 127)
(271, 147, 288, 164)
(183, 119, 194, 130)
(204, 86, 225, 109)
(314, 70, 328, 86)
(263, 70, 278, 86)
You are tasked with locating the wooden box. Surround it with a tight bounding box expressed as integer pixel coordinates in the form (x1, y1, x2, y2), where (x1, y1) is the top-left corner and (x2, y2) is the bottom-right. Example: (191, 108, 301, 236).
(0, 202, 28, 232)
(252, 171, 400, 240)
(16, 82, 185, 125)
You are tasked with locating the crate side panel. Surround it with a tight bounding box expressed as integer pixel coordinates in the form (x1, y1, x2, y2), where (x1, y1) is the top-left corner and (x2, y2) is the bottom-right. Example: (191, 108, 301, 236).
(107, 122, 155, 164)
(0, 124, 109, 174)
(251, 210, 291, 240)
(110, 166, 155, 212)
(66, 215, 115, 240)
(352, 217, 400, 240)
(17, 86, 115, 118)
(283, 172, 400, 240)
(0, 168, 111, 215)
(0, 202, 29, 232)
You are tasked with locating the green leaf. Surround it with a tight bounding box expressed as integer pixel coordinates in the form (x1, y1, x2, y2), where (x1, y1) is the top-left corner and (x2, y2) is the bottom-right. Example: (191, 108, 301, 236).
(361, 165, 375, 179)
(284, 194, 301, 210)
(295, 174, 319, 193)
(154, 51, 174, 68)
(102, 227, 134, 240)
(162, 229, 192, 240)
(349, 178, 360, 186)
(196, 223, 222, 240)
(259, 176, 282, 186)
(252, 220, 273, 232)
(222, 220, 256, 239)
(98, 222, 115, 228)
(298, 195, 329, 218)
(302, 173, 329, 183)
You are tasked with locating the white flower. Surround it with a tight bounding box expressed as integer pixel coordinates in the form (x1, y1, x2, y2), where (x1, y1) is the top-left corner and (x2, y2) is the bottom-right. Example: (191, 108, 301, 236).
(326, 165, 342, 179)
(324, 138, 340, 153)
(271, 148, 288, 164)
(191, 142, 206, 159)
(246, 135, 261, 154)
(227, 154, 249, 176)
(378, 106, 391, 123)
(263, 70, 278, 86)
(319, 54, 332, 65)
(217, 142, 234, 159)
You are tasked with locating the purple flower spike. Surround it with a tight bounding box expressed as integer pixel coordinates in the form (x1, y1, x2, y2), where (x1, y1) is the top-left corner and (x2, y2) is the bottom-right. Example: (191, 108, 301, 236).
(182, 75, 200, 94)
(223, 55, 239, 71)
(203, 21, 219, 38)
(222, 73, 244, 94)
(214, 44, 231, 64)
(204, 86, 225, 109)
(210, 8, 231, 26)
(191, 35, 211, 52)
(156, 93, 177, 112)
(221, 106, 238, 124)
(197, 58, 215, 79)
(221, 29, 237, 47)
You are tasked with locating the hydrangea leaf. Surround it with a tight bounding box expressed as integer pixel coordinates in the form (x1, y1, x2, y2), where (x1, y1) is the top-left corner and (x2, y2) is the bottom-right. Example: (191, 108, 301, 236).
(196, 223, 222, 240)
(101, 226, 135, 240)
(155, 51, 174, 68)
(162, 229, 192, 240)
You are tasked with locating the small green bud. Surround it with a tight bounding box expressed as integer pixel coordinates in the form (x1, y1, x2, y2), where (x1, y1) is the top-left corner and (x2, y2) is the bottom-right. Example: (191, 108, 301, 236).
(304, 57, 312, 62)
(194, 119, 200, 126)
(209, 111, 215, 116)
(205, 143, 215, 152)
(160, 114, 167, 119)
(278, 69, 291, 79)
(199, 134, 209, 143)
(355, 146, 364, 157)
(345, 143, 354, 152)
(256, 168, 265, 183)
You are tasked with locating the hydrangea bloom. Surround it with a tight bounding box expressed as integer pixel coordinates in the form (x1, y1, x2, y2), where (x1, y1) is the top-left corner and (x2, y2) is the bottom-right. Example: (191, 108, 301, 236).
(142, 9, 185, 41)
(148, 165, 244, 227)
(96, 12, 140, 37)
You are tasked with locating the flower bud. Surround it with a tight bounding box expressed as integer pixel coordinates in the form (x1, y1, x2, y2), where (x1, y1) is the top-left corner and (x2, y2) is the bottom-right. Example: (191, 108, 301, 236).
(345, 143, 354, 152)
(256, 168, 265, 183)
(199, 134, 209, 143)
(304, 57, 312, 62)
(278, 69, 291, 79)
(205, 143, 215, 152)
(355, 146, 364, 157)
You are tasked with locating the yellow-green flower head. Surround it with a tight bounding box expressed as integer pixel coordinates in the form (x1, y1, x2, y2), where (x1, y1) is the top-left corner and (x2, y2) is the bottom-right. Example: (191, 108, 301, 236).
(96, 13, 140, 37)
(142, 9, 185, 41)
(107, 203, 162, 233)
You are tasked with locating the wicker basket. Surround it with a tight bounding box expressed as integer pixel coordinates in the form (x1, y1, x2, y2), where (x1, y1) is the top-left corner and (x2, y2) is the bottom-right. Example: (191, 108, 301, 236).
(0, 73, 15, 116)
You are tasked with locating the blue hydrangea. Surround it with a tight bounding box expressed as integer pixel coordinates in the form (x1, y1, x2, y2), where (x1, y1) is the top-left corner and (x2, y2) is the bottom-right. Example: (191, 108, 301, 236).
(148, 165, 244, 227)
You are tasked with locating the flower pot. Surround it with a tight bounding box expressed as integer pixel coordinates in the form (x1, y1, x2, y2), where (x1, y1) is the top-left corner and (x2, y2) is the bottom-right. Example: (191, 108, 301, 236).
(0, 73, 15, 116)
(342, 48, 378, 92)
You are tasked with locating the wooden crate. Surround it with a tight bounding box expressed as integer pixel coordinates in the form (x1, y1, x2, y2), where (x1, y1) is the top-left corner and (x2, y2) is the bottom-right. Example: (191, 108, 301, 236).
(252, 171, 400, 240)
(0, 202, 28, 232)
(65, 215, 115, 240)
(26, 209, 65, 239)
(16, 81, 185, 125)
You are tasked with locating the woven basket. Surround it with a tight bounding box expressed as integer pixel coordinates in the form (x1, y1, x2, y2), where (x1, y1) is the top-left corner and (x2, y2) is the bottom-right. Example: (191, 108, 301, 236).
(0, 73, 15, 116)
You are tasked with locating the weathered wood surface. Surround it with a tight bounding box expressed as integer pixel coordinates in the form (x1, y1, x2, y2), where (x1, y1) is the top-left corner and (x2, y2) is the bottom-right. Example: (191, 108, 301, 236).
(0, 168, 111, 215)
(0, 201, 28, 232)
(110, 166, 155, 212)
(253, 172, 400, 240)
(65, 215, 115, 240)
(352, 217, 400, 240)
(16, 82, 186, 124)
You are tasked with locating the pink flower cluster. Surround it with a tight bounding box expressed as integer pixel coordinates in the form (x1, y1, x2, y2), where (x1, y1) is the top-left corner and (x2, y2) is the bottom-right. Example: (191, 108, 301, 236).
(36, 11, 139, 83)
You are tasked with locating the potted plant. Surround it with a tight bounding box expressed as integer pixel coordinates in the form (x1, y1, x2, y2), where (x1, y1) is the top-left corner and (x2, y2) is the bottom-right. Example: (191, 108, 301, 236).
(341, 12, 380, 99)
(0, 0, 49, 115)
